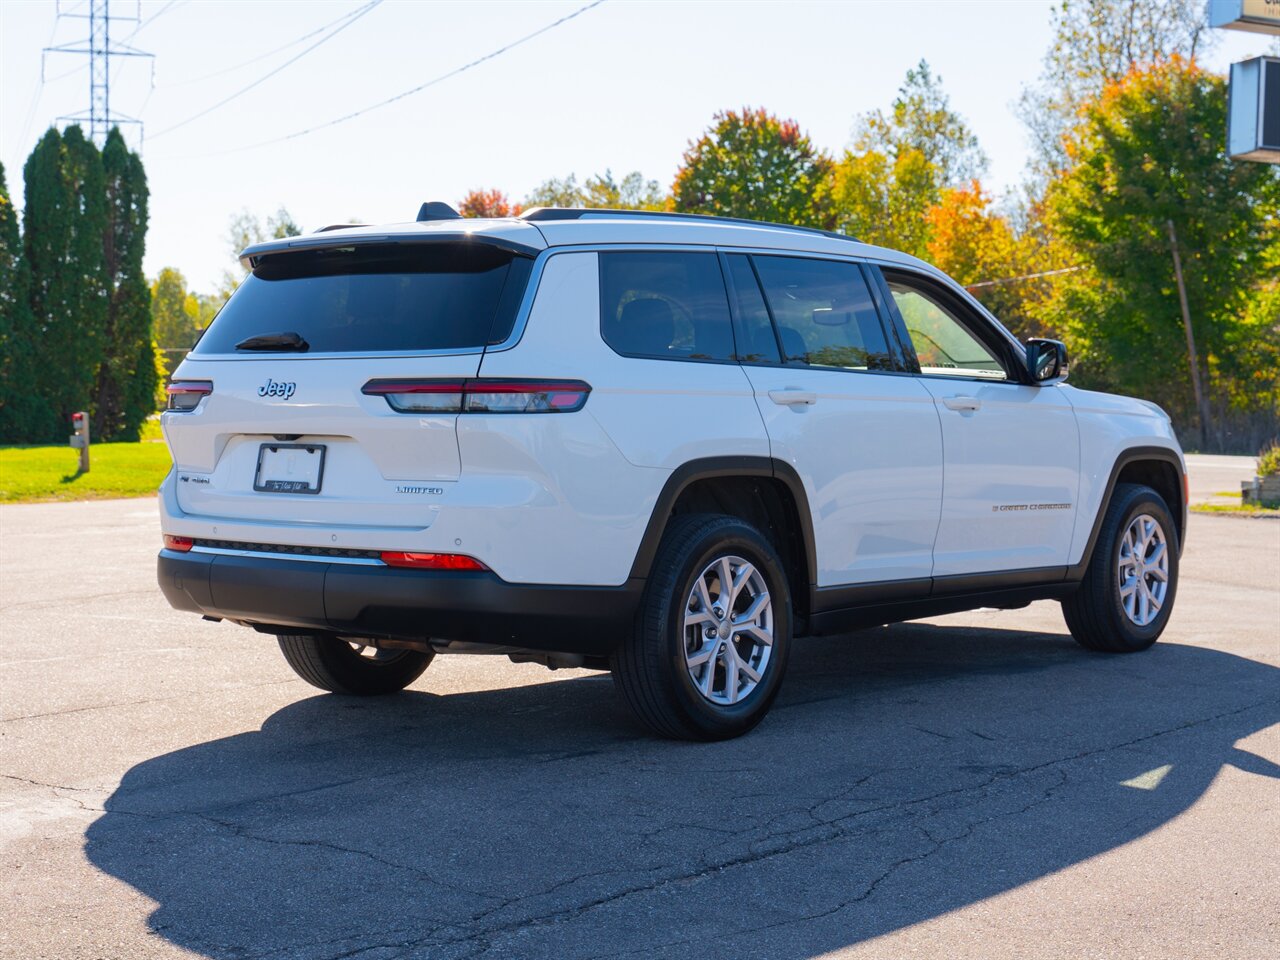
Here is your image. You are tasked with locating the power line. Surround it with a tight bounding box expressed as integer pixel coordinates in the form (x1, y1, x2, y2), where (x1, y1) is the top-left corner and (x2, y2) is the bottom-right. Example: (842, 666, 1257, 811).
(146, 0, 381, 140)
(966, 266, 1083, 290)
(183, 0, 606, 158)
(14, 14, 65, 163)
(163, 3, 373, 88)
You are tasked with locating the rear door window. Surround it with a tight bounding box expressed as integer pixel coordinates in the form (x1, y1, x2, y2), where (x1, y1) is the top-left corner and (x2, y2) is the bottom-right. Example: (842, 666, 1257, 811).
(598, 251, 736, 362)
(750, 256, 895, 372)
(724, 254, 782, 364)
(193, 243, 532, 355)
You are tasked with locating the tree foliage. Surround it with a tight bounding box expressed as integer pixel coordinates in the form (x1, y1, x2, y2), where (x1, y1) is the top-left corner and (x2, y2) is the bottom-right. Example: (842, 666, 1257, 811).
(1019, 0, 1215, 176)
(151, 267, 201, 370)
(15, 127, 110, 443)
(673, 108, 833, 227)
(1041, 58, 1280, 445)
(855, 60, 986, 187)
(831, 61, 985, 257)
(459, 189, 519, 217)
(1, 127, 164, 443)
(94, 128, 157, 442)
(524, 170, 666, 211)
(0, 161, 46, 442)
(219, 205, 302, 303)
(924, 181, 1056, 338)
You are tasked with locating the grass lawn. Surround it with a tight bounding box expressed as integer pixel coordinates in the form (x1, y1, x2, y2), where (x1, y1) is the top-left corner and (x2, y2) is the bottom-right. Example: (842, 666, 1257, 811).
(0, 441, 172, 503)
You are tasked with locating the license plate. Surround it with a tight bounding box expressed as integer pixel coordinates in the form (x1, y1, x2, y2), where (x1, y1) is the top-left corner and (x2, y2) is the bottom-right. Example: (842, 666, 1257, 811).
(254, 443, 325, 495)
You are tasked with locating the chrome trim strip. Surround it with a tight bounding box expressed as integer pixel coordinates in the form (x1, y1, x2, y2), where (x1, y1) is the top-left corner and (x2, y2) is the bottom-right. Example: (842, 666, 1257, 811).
(190, 546, 386, 566)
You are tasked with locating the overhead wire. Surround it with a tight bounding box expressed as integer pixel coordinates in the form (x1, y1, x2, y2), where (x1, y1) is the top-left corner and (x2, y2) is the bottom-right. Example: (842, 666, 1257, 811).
(162, 2, 375, 87)
(181, 0, 606, 158)
(147, 0, 382, 140)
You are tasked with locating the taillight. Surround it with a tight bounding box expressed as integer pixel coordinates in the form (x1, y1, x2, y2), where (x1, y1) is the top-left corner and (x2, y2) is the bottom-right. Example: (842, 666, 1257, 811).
(163, 534, 194, 552)
(380, 551, 489, 571)
(166, 381, 213, 411)
(362, 379, 590, 414)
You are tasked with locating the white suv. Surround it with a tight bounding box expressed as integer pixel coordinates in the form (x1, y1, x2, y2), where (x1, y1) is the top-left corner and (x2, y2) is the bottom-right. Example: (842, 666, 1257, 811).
(158, 205, 1186, 740)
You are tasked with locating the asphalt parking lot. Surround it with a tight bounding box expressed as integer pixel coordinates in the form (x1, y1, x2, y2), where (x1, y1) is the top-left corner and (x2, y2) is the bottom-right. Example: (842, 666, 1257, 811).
(1, 456, 1277, 960)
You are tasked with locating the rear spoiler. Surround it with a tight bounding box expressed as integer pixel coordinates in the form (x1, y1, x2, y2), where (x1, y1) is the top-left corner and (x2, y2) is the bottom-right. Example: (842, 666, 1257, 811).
(238, 222, 545, 270)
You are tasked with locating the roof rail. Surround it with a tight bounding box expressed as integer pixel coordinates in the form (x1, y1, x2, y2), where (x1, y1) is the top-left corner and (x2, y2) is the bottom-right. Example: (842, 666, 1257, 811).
(314, 223, 371, 233)
(417, 201, 461, 222)
(518, 207, 856, 243)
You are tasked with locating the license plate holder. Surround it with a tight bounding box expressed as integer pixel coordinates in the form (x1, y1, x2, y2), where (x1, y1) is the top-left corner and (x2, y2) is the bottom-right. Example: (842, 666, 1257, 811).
(254, 443, 326, 495)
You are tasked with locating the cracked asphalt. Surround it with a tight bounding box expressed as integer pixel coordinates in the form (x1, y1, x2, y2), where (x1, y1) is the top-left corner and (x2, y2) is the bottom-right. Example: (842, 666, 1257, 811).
(1, 457, 1277, 960)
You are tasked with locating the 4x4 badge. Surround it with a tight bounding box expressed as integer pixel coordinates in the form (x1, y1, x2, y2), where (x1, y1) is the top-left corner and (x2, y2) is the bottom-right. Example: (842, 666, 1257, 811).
(258, 378, 296, 399)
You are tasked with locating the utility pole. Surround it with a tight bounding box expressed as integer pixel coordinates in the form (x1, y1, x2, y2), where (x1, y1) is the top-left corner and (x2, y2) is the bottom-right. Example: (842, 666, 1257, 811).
(43, 0, 154, 148)
(1166, 219, 1210, 451)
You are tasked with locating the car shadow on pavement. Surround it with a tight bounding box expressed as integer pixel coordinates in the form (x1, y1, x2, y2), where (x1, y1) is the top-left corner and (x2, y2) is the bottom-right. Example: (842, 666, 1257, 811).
(86, 623, 1280, 960)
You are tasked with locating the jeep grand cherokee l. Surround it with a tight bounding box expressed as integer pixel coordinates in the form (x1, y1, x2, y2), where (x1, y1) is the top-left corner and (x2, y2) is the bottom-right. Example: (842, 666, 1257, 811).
(157, 205, 1186, 740)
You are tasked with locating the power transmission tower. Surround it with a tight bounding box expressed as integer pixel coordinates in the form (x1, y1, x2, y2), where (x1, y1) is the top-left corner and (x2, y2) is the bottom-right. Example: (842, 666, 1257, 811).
(43, 0, 155, 147)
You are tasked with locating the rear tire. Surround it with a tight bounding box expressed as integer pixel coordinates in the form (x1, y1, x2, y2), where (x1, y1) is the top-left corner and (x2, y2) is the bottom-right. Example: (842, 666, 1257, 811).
(611, 514, 792, 741)
(277, 634, 433, 695)
(1062, 483, 1179, 653)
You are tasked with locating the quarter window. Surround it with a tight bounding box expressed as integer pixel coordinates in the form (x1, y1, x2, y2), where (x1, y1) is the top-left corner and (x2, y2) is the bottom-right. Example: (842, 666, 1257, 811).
(724, 254, 781, 364)
(598, 252, 736, 362)
(751, 256, 894, 372)
(887, 279, 1007, 380)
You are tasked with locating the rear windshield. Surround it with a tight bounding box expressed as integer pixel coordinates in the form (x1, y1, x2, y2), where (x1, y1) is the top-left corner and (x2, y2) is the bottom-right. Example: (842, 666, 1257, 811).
(193, 243, 532, 355)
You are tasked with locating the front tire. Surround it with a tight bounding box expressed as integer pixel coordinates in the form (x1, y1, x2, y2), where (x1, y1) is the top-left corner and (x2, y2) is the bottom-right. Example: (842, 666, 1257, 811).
(1062, 483, 1179, 653)
(277, 634, 433, 695)
(611, 514, 793, 740)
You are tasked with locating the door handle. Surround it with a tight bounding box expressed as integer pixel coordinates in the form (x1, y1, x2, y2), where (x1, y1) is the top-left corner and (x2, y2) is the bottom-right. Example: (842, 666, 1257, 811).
(942, 396, 982, 412)
(768, 389, 817, 406)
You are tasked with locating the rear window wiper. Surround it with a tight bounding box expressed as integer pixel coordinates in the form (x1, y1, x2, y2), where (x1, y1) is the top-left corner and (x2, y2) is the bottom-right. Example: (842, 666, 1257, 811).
(234, 331, 310, 352)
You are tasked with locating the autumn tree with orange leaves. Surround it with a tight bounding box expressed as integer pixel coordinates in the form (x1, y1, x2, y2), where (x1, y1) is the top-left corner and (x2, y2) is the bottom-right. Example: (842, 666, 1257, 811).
(458, 189, 519, 218)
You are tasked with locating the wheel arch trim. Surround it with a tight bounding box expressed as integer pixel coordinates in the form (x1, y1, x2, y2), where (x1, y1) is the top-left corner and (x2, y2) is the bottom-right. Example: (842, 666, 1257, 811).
(627, 456, 818, 588)
(1069, 445, 1186, 579)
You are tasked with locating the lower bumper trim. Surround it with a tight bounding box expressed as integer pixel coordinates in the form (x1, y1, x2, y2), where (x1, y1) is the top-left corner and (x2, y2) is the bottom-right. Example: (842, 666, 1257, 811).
(158, 550, 642, 657)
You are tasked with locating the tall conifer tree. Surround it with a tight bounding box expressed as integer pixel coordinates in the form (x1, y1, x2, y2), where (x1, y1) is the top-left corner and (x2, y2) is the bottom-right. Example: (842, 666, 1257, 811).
(22, 126, 109, 441)
(96, 127, 156, 440)
(0, 161, 52, 441)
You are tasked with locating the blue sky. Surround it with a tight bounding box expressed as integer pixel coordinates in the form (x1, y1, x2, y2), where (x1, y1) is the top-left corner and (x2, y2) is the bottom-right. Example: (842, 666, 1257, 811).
(1, 0, 1273, 291)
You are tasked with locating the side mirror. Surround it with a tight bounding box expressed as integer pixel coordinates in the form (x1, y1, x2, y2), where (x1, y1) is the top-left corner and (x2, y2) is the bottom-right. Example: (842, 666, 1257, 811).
(1026, 338, 1069, 385)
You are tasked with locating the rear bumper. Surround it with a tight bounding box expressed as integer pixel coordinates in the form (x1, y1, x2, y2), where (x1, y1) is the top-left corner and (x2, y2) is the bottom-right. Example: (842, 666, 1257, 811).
(158, 550, 643, 657)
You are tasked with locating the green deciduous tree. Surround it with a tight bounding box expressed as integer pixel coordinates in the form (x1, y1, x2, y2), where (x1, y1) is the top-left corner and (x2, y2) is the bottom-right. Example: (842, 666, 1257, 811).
(831, 61, 985, 257)
(1019, 0, 1214, 177)
(856, 60, 986, 187)
(94, 128, 158, 441)
(151, 267, 201, 374)
(672, 108, 833, 227)
(219, 205, 302, 303)
(523, 170, 666, 211)
(1042, 58, 1280, 448)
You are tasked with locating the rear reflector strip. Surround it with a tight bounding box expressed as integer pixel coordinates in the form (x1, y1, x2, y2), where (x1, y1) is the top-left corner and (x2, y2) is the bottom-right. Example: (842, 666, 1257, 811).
(163, 534, 194, 552)
(166, 380, 213, 411)
(362, 378, 590, 414)
(380, 551, 489, 571)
